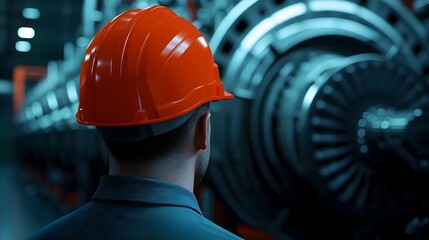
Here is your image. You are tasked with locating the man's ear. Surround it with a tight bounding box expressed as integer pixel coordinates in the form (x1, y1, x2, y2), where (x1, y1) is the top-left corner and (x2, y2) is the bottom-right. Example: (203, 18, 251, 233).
(195, 112, 211, 150)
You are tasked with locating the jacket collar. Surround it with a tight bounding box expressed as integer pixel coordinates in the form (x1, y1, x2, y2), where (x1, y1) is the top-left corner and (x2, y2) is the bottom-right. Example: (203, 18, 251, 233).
(92, 175, 202, 215)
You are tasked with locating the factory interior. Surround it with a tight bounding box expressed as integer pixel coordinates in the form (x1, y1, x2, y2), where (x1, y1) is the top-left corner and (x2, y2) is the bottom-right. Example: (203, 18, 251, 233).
(1, 0, 429, 239)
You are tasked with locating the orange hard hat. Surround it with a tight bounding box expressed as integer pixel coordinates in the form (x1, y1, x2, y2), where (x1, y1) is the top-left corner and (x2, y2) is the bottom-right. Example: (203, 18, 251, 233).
(76, 6, 233, 130)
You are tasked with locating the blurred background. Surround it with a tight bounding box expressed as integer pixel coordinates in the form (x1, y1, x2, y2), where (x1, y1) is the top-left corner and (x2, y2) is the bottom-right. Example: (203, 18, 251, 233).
(2, 0, 429, 239)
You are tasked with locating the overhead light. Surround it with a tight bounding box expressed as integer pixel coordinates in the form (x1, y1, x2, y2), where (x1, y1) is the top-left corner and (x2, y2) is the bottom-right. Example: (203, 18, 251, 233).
(0, 80, 12, 94)
(15, 41, 31, 52)
(17, 27, 35, 39)
(92, 10, 103, 22)
(22, 8, 40, 19)
(77, 36, 90, 48)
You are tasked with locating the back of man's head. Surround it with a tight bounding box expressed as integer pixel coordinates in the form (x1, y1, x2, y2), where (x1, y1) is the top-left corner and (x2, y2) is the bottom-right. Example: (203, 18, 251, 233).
(104, 104, 209, 162)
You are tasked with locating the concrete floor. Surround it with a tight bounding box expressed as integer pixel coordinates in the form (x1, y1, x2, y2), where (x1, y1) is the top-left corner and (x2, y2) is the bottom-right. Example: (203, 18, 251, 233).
(0, 163, 62, 240)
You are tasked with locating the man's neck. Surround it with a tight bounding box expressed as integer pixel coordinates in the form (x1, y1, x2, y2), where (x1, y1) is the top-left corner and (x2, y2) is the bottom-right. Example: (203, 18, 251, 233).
(108, 155, 196, 193)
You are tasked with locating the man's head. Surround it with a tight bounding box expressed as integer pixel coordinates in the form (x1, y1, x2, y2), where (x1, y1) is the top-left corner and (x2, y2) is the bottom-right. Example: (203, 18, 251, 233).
(75, 6, 233, 189)
(104, 104, 209, 162)
(103, 103, 210, 184)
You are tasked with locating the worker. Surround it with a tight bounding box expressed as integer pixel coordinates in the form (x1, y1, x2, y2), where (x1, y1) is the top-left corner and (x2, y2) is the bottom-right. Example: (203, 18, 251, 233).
(30, 6, 241, 240)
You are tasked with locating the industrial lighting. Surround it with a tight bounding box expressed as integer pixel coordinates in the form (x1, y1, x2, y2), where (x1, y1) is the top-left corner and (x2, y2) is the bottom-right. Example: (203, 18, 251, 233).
(76, 36, 90, 48)
(22, 8, 40, 19)
(92, 10, 103, 22)
(17, 27, 35, 39)
(15, 41, 31, 52)
(0, 80, 12, 94)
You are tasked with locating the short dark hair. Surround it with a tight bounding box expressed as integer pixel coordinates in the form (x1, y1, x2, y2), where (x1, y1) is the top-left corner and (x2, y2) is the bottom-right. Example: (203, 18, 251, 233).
(103, 103, 209, 162)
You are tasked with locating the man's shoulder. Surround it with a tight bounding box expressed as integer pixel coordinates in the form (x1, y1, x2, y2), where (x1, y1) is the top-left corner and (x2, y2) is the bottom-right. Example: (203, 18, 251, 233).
(188, 217, 243, 240)
(29, 202, 97, 240)
(154, 206, 242, 239)
(29, 201, 242, 240)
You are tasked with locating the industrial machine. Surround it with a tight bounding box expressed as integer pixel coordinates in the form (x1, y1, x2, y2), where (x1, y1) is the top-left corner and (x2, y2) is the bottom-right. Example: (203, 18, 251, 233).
(14, 0, 429, 239)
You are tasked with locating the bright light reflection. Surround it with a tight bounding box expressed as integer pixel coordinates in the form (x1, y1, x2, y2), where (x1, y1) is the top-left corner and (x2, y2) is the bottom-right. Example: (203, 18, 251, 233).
(47, 92, 58, 110)
(31, 102, 43, 118)
(22, 8, 40, 19)
(66, 81, 78, 102)
(15, 41, 31, 52)
(197, 37, 208, 48)
(18, 27, 35, 39)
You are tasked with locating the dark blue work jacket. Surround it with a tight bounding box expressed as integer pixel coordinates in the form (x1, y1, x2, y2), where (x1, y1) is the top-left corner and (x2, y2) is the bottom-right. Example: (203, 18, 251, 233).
(30, 176, 242, 240)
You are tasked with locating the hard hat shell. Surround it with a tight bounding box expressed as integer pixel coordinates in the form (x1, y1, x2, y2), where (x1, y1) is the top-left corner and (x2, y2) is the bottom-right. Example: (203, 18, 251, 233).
(76, 6, 233, 127)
